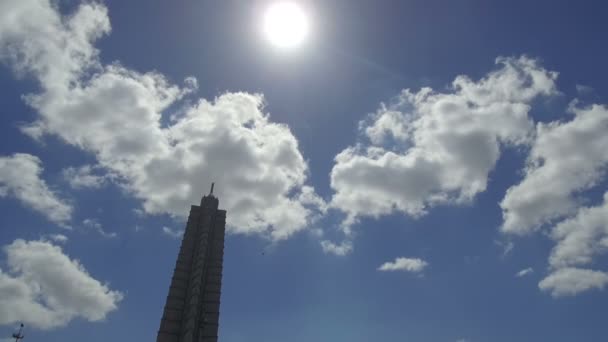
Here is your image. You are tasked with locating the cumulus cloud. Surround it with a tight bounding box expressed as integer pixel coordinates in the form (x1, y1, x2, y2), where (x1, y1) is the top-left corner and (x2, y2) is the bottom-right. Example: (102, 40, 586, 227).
(547, 193, 608, 270)
(516, 267, 534, 277)
(331, 56, 557, 227)
(320, 240, 353, 256)
(530, 194, 608, 296)
(500, 104, 608, 235)
(44, 234, 69, 244)
(0, 239, 123, 329)
(377, 257, 428, 272)
(0, 0, 324, 241)
(0, 0, 109, 89)
(62, 165, 108, 189)
(498, 103, 608, 296)
(539, 267, 608, 297)
(0, 153, 72, 226)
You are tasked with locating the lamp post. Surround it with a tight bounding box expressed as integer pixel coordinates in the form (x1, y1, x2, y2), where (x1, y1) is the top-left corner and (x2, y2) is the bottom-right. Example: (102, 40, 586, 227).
(12, 323, 24, 342)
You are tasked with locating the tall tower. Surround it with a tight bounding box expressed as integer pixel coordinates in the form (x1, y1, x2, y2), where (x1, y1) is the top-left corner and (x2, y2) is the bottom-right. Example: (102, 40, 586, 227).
(157, 184, 226, 342)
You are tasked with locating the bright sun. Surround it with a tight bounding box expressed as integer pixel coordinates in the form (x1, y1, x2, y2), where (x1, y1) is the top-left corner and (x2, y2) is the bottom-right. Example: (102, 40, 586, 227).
(263, 2, 309, 49)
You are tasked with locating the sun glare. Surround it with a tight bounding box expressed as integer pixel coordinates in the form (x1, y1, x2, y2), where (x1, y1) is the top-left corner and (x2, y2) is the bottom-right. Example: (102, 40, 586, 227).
(263, 2, 309, 49)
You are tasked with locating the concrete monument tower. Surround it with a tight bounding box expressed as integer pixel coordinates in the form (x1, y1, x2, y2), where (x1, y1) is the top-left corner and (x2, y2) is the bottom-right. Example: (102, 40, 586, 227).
(157, 184, 226, 342)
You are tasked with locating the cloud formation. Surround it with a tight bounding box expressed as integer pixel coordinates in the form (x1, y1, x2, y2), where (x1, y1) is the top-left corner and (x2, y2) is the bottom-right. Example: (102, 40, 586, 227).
(0, 239, 123, 329)
(82, 218, 117, 238)
(548, 194, 608, 270)
(331, 56, 556, 227)
(500, 104, 608, 235)
(377, 257, 428, 273)
(329, 54, 608, 296)
(320, 240, 353, 256)
(500, 104, 608, 296)
(44, 234, 69, 244)
(0, 153, 72, 226)
(0, 0, 323, 240)
(2, 0, 607, 300)
(539, 267, 608, 297)
(535, 193, 608, 296)
(62, 165, 108, 189)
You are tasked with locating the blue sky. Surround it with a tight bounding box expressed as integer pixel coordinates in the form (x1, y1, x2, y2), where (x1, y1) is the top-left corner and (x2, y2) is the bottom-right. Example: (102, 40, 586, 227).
(1, 0, 608, 341)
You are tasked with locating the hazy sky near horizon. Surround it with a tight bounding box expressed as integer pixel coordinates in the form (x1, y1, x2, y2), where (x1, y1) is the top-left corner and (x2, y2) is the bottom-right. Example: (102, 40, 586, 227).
(1, 0, 608, 341)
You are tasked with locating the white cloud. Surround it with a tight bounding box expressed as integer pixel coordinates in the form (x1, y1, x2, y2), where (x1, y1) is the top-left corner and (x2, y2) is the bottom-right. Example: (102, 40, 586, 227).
(536, 193, 608, 296)
(162, 226, 184, 239)
(363, 106, 410, 145)
(62, 165, 108, 189)
(516, 267, 534, 277)
(539, 267, 608, 297)
(498, 103, 608, 296)
(82, 219, 117, 238)
(377, 257, 428, 272)
(0, 0, 324, 241)
(45, 234, 68, 244)
(0, 0, 109, 94)
(331, 56, 556, 227)
(320, 240, 353, 256)
(500, 104, 608, 235)
(0, 153, 72, 226)
(0, 239, 123, 329)
(547, 193, 608, 270)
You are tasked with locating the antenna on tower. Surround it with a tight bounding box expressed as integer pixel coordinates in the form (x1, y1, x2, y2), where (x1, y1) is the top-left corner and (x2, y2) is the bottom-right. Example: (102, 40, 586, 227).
(209, 182, 215, 195)
(12, 323, 24, 342)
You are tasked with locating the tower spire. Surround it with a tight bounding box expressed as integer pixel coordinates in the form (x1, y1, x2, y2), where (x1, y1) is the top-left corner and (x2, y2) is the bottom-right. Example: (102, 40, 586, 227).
(210, 182, 215, 195)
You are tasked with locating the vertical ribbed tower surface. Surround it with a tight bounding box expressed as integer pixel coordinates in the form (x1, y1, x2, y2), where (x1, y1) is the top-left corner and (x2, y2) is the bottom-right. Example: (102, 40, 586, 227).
(157, 185, 226, 342)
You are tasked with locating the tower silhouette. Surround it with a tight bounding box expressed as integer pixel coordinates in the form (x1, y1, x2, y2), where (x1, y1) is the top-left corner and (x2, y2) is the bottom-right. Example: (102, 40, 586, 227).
(157, 184, 226, 342)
